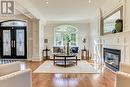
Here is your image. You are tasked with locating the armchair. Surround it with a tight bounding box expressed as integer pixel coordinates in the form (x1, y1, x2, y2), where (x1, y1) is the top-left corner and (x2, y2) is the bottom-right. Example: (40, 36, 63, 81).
(70, 47, 79, 53)
(53, 47, 64, 54)
(0, 62, 32, 87)
(115, 63, 130, 87)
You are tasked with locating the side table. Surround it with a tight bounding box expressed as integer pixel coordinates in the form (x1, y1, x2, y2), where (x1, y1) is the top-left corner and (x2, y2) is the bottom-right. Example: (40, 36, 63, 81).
(81, 49, 89, 60)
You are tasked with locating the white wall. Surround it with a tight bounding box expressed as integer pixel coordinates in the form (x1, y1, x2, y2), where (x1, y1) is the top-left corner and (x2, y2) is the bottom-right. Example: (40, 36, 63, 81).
(124, 0, 130, 32)
(44, 23, 90, 58)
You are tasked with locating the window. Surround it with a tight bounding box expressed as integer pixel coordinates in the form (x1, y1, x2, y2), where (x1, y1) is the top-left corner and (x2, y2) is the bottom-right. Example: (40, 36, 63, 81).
(1, 20, 27, 27)
(54, 25, 78, 46)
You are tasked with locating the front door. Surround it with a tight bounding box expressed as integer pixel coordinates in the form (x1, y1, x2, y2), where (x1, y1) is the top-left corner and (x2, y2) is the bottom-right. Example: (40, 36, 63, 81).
(0, 27, 27, 59)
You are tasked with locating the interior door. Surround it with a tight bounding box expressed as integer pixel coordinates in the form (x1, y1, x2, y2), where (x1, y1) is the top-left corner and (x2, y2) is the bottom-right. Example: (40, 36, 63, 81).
(0, 27, 27, 59)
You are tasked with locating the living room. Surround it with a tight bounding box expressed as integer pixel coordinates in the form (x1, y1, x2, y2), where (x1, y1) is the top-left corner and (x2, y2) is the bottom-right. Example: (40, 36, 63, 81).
(0, 0, 130, 87)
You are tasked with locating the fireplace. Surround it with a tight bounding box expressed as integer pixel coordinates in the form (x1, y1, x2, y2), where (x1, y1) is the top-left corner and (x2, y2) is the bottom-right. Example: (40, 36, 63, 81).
(104, 48, 121, 71)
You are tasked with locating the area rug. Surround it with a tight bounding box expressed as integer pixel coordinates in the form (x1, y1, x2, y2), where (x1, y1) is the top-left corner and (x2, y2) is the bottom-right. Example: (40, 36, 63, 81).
(33, 61, 99, 74)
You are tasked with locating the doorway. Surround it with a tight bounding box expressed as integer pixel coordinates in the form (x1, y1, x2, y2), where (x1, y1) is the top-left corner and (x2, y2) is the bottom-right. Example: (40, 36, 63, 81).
(0, 20, 27, 59)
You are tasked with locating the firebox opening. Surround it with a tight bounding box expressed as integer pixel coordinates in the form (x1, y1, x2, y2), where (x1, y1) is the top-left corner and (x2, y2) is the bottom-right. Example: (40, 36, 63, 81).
(104, 48, 121, 72)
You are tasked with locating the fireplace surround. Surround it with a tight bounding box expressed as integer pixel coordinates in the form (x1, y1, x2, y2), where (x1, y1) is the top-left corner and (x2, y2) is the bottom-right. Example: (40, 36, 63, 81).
(104, 48, 121, 71)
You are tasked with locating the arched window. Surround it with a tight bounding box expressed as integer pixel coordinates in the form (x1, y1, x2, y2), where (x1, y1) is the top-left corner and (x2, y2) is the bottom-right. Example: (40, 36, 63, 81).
(54, 25, 78, 46)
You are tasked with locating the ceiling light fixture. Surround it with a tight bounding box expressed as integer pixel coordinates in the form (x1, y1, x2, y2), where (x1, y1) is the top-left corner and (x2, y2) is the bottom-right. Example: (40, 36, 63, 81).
(45, 0, 49, 4)
(88, 0, 91, 3)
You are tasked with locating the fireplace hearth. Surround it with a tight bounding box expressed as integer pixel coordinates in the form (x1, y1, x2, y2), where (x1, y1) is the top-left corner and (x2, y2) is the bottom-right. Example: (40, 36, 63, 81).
(104, 48, 121, 72)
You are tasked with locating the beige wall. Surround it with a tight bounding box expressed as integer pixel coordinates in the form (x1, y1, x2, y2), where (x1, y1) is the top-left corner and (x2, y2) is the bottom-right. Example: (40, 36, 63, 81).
(30, 19, 45, 61)
(39, 20, 45, 59)
(32, 19, 39, 60)
(44, 23, 90, 58)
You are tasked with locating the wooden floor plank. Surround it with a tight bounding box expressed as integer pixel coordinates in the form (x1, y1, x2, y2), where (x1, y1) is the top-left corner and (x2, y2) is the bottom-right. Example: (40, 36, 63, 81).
(26, 61, 116, 87)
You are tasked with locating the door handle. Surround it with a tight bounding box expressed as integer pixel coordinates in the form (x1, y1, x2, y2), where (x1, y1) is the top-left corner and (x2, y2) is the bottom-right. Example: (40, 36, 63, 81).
(11, 41, 13, 47)
(14, 40, 15, 48)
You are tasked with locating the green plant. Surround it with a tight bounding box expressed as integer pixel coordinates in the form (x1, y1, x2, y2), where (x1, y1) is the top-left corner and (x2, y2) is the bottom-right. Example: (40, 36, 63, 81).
(63, 33, 71, 44)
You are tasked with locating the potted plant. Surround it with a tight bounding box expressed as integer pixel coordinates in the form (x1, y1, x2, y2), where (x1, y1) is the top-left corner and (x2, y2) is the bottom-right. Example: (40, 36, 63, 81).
(64, 33, 71, 54)
(115, 19, 123, 32)
(112, 19, 123, 33)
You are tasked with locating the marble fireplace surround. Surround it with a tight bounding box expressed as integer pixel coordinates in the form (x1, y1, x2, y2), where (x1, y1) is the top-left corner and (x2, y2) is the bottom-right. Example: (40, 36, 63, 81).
(102, 31, 130, 65)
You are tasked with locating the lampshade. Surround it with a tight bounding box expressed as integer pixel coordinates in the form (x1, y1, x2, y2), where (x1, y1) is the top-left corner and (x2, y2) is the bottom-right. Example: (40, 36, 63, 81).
(44, 39, 48, 43)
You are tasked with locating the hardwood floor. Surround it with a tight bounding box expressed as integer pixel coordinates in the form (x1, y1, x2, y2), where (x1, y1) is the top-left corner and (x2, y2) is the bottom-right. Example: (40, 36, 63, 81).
(26, 61, 116, 87)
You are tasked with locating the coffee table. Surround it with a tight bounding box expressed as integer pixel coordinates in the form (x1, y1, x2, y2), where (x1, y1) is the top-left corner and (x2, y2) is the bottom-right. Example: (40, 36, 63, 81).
(53, 53, 78, 67)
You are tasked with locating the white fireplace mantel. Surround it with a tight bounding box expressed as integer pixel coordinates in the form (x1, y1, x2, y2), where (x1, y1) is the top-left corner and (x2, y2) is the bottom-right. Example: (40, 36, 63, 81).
(102, 31, 130, 64)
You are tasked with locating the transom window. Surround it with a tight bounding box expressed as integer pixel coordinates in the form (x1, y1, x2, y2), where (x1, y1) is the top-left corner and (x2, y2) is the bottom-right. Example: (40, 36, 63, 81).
(0, 20, 27, 27)
(54, 25, 78, 46)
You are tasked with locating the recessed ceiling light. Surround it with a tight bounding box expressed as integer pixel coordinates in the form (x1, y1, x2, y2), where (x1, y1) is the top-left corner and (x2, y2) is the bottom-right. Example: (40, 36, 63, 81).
(88, 0, 91, 3)
(46, 1, 48, 4)
(45, 0, 49, 4)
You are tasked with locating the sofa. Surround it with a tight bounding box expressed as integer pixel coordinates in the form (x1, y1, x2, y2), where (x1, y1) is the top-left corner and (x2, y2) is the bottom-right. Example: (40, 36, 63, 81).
(115, 63, 130, 87)
(0, 62, 32, 87)
(53, 46, 79, 54)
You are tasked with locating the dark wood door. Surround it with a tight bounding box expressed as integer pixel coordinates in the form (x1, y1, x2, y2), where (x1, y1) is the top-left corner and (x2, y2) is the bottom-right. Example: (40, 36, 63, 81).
(0, 27, 27, 59)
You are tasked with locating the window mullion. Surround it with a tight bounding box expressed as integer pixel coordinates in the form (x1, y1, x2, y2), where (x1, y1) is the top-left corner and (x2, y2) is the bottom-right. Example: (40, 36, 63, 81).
(62, 32, 63, 46)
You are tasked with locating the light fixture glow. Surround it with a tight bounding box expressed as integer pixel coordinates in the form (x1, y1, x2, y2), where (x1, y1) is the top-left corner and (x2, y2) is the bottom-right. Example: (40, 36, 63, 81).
(45, 0, 49, 4)
(46, 1, 49, 4)
(88, 0, 91, 3)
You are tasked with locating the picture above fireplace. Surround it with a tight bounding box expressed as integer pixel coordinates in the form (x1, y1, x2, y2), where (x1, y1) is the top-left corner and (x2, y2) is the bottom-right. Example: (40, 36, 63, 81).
(104, 48, 121, 72)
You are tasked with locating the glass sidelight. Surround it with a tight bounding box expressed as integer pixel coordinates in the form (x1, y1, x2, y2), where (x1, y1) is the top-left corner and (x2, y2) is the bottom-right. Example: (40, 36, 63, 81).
(16, 30, 25, 56)
(3, 30, 11, 56)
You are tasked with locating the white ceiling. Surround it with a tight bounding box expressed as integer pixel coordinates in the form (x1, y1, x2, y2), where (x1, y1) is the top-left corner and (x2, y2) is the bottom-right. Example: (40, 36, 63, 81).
(15, 0, 121, 22)
(15, 2, 36, 19)
(29, 0, 104, 21)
